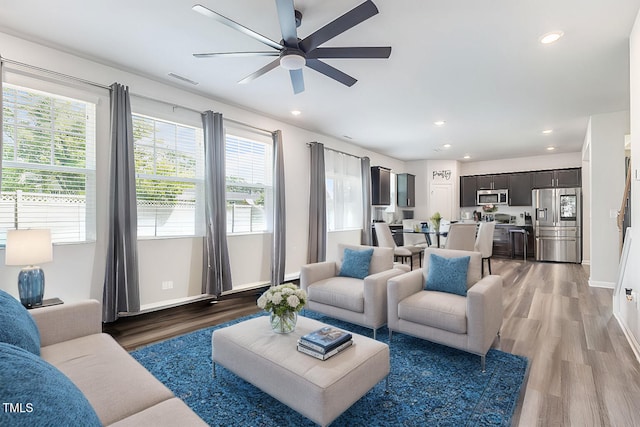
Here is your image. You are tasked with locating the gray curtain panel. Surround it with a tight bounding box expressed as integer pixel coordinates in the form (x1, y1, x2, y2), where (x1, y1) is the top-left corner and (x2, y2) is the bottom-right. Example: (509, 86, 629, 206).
(271, 130, 286, 286)
(361, 156, 372, 245)
(103, 83, 140, 323)
(307, 142, 326, 263)
(201, 111, 233, 296)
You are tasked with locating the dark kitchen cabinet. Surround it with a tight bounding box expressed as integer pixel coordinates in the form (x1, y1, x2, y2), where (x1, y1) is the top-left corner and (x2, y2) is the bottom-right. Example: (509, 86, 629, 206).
(371, 166, 391, 205)
(556, 168, 581, 187)
(460, 176, 477, 207)
(508, 172, 532, 206)
(532, 168, 581, 189)
(476, 174, 508, 190)
(397, 173, 415, 207)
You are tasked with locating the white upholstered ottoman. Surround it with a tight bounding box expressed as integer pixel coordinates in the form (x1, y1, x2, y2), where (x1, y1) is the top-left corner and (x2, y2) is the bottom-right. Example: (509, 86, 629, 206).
(212, 316, 389, 427)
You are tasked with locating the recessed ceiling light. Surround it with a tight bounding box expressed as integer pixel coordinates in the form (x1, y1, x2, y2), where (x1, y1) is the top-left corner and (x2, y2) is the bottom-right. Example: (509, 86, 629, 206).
(291, 110, 301, 116)
(542, 129, 553, 134)
(546, 146, 555, 151)
(434, 120, 446, 127)
(443, 144, 451, 149)
(463, 155, 471, 159)
(540, 31, 564, 44)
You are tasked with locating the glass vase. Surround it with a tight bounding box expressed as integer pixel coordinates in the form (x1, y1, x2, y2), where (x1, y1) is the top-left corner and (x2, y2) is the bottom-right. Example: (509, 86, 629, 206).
(270, 311, 297, 334)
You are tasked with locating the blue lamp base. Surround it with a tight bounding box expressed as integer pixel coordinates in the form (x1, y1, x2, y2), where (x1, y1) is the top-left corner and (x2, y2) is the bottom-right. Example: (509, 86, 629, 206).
(18, 266, 45, 308)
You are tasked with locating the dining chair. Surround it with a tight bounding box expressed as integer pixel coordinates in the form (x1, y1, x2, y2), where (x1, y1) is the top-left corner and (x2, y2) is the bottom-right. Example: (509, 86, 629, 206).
(444, 223, 477, 251)
(474, 221, 496, 275)
(374, 222, 423, 270)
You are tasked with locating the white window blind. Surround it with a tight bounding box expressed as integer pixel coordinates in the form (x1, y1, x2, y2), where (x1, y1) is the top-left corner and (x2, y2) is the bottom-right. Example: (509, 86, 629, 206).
(0, 84, 97, 244)
(225, 133, 273, 234)
(325, 150, 363, 231)
(132, 114, 205, 238)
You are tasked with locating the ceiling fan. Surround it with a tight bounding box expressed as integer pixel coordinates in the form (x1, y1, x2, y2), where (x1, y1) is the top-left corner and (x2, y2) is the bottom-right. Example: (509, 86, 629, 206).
(192, 0, 392, 94)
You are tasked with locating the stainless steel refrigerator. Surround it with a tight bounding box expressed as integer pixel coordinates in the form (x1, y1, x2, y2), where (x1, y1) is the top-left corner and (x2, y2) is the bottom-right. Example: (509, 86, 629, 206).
(532, 187, 582, 263)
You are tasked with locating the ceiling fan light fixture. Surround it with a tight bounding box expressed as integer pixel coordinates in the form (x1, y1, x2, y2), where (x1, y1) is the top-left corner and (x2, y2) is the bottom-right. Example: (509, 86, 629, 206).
(280, 53, 306, 70)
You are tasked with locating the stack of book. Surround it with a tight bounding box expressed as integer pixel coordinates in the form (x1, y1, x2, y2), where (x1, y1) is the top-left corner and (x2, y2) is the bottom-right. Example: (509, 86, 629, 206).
(297, 326, 353, 360)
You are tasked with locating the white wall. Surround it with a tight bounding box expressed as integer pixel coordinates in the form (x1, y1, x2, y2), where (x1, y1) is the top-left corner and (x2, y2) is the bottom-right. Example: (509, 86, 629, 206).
(406, 159, 459, 221)
(459, 152, 582, 176)
(616, 7, 640, 355)
(581, 130, 592, 265)
(587, 111, 629, 287)
(0, 31, 405, 307)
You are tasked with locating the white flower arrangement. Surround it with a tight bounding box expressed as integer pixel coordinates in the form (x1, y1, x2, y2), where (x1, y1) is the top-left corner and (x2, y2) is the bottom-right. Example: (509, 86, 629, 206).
(257, 283, 307, 317)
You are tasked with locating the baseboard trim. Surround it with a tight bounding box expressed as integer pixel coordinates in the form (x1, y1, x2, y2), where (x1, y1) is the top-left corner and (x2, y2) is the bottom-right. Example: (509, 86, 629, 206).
(581, 259, 591, 266)
(613, 312, 640, 365)
(588, 280, 615, 289)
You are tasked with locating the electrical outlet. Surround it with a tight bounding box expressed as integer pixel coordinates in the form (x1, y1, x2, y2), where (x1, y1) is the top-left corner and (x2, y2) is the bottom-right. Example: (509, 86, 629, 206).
(161, 281, 173, 290)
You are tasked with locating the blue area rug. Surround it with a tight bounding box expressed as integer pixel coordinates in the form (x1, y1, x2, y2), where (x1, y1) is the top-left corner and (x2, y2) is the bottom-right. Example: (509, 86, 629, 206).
(131, 312, 528, 426)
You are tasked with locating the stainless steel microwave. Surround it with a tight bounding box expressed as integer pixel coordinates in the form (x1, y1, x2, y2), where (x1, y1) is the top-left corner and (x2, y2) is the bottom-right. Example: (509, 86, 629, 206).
(477, 189, 509, 205)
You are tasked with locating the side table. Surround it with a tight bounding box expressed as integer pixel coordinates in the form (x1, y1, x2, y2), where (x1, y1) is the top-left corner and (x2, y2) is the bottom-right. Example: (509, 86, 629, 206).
(27, 297, 64, 309)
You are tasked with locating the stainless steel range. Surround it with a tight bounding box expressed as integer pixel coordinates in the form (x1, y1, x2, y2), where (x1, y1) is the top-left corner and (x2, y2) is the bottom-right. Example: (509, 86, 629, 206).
(532, 187, 582, 263)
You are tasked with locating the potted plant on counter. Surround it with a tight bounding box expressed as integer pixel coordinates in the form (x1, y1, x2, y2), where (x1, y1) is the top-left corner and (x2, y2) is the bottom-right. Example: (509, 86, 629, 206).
(430, 212, 442, 232)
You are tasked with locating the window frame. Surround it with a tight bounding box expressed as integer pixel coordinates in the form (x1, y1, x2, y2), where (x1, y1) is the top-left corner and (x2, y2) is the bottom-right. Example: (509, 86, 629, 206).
(224, 132, 273, 236)
(1, 82, 97, 245)
(131, 113, 205, 239)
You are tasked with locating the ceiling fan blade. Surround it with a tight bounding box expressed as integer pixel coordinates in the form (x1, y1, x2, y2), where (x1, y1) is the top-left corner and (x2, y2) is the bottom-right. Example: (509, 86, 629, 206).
(299, 0, 379, 52)
(306, 59, 357, 87)
(275, 0, 298, 47)
(194, 51, 279, 58)
(193, 4, 283, 51)
(307, 46, 391, 59)
(238, 58, 281, 84)
(289, 69, 305, 94)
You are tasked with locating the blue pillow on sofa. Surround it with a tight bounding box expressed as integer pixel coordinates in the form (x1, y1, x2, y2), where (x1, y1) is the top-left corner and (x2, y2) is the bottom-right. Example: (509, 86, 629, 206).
(0, 289, 40, 355)
(339, 248, 374, 280)
(0, 342, 101, 427)
(425, 253, 470, 296)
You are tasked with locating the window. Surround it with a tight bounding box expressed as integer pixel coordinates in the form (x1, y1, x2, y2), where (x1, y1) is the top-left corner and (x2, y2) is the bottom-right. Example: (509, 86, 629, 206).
(325, 150, 363, 231)
(132, 114, 204, 238)
(1, 84, 96, 244)
(225, 134, 273, 234)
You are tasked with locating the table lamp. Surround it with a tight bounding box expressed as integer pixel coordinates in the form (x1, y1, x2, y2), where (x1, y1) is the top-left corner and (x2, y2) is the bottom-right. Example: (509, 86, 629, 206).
(5, 229, 53, 308)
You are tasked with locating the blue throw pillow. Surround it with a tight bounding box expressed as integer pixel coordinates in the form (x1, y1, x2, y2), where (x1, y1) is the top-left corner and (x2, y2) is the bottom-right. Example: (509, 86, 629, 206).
(0, 342, 101, 427)
(425, 253, 471, 296)
(0, 289, 40, 355)
(339, 248, 374, 280)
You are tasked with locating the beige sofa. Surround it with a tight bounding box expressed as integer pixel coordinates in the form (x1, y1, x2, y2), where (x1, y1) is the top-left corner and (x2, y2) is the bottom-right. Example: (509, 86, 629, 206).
(30, 300, 207, 426)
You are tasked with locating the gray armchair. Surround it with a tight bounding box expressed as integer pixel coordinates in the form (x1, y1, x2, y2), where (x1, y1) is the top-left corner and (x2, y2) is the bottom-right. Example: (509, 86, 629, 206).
(387, 247, 503, 370)
(300, 244, 405, 339)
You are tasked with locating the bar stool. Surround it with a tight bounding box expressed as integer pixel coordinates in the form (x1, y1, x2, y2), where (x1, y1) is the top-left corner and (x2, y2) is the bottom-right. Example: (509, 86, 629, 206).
(509, 228, 528, 260)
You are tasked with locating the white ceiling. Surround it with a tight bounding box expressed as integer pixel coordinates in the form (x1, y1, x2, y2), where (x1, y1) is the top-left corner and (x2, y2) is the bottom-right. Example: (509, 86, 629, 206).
(0, 0, 638, 161)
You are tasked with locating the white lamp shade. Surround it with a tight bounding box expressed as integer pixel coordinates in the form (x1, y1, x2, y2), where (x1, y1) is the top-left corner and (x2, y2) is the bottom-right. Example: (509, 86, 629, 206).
(5, 229, 53, 266)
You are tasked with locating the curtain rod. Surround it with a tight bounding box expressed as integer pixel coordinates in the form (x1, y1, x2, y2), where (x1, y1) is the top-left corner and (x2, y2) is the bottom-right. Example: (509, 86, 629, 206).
(1, 55, 275, 135)
(307, 142, 364, 160)
(223, 117, 274, 136)
(1, 55, 112, 91)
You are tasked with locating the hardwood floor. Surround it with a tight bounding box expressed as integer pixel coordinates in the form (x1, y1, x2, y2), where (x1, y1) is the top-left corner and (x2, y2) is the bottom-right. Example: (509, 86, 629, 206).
(491, 258, 640, 427)
(105, 259, 640, 426)
(104, 292, 264, 351)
